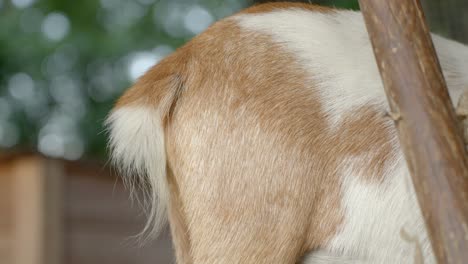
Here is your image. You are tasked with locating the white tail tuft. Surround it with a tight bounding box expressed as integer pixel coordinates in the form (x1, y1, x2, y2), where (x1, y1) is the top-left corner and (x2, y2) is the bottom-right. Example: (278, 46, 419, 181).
(106, 106, 168, 240)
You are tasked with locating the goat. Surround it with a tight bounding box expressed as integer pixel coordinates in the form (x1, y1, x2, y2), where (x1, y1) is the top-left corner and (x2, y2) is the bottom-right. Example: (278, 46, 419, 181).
(107, 3, 468, 263)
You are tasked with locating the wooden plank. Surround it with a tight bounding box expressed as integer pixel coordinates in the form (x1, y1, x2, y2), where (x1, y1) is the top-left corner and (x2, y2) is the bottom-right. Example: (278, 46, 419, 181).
(358, 0, 468, 263)
(43, 160, 65, 264)
(0, 161, 14, 263)
(9, 156, 64, 264)
(12, 157, 45, 264)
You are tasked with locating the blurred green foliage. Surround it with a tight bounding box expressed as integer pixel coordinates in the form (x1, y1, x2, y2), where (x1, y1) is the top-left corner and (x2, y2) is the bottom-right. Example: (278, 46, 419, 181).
(0, 0, 358, 160)
(313, 0, 359, 10)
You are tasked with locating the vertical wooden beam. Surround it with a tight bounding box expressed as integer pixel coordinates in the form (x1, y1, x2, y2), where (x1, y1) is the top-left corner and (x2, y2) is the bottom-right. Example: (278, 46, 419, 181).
(358, 0, 468, 263)
(11, 156, 64, 264)
(43, 159, 65, 264)
(0, 162, 15, 264)
(13, 157, 45, 264)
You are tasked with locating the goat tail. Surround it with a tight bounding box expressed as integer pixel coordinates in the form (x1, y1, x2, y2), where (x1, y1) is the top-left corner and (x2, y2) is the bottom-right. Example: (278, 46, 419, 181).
(106, 73, 183, 240)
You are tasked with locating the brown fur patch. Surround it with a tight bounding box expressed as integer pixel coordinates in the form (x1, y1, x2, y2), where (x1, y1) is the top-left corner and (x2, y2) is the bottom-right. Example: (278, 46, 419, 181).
(113, 3, 330, 109)
(167, 21, 394, 263)
(334, 106, 397, 182)
(155, 20, 343, 263)
(167, 168, 192, 264)
(114, 52, 188, 110)
(242, 2, 335, 14)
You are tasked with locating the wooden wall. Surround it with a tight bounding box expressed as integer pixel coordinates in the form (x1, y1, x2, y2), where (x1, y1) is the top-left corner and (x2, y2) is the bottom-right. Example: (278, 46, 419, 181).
(0, 153, 174, 264)
(421, 0, 468, 43)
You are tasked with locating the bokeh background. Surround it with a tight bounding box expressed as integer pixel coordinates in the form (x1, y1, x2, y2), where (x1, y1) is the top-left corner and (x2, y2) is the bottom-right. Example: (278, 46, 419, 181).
(0, 0, 466, 264)
(0, 0, 360, 160)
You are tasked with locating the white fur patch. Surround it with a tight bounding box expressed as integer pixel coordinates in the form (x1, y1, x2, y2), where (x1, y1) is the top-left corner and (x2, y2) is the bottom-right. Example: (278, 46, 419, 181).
(302, 249, 362, 263)
(106, 106, 168, 239)
(301, 154, 434, 264)
(235, 10, 468, 127)
(432, 34, 468, 103)
(326, 155, 434, 263)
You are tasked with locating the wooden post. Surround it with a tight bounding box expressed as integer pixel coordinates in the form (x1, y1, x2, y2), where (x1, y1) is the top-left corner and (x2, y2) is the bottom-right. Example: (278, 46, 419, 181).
(0, 155, 64, 264)
(13, 156, 65, 264)
(358, 0, 468, 263)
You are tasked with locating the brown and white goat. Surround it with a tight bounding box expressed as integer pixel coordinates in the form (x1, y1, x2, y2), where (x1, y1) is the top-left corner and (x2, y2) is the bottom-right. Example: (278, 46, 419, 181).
(107, 3, 468, 263)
